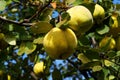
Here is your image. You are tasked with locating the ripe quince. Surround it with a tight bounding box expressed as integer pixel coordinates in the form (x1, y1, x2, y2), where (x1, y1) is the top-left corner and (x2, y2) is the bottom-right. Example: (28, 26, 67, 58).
(43, 27, 77, 59)
(93, 4, 105, 24)
(67, 6, 93, 34)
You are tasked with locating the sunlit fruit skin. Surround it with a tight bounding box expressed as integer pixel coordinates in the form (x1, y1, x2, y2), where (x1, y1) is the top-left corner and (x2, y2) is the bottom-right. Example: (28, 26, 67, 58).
(67, 6, 93, 34)
(43, 27, 77, 59)
(33, 62, 45, 75)
(111, 12, 119, 28)
(93, 4, 105, 24)
(99, 37, 116, 50)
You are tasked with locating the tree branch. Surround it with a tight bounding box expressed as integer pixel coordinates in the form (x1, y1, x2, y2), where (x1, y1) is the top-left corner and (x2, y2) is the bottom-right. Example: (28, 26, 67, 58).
(27, 0, 52, 22)
(0, 16, 33, 26)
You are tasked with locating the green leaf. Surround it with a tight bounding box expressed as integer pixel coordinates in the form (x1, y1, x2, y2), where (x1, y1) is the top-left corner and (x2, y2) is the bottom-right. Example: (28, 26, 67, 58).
(104, 59, 114, 67)
(56, 12, 70, 29)
(105, 51, 116, 58)
(102, 68, 110, 80)
(25, 42, 36, 55)
(52, 68, 62, 80)
(18, 43, 26, 55)
(96, 25, 110, 35)
(0, 1, 6, 11)
(77, 53, 91, 64)
(18, 42, 36, 55)
(66, 0, 76, 5)
(78, 35, 90, 46)
(81, 2, 95, 14)
(4, 35, 16, 45)
(30, 21, 53, 34)
(116, 51, 120, 56)
(40, 8, 53, 21)
(85, 50, 100, 61)
(79, 61, 101, 70)
(33, 37, 44, 44)
(72, 0, 83, 6)
(92, 65, 102, 72)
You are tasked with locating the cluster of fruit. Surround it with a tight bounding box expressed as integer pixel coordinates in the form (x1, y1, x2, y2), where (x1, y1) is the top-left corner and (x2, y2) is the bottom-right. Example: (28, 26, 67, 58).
(33, 2, 120, 76)
(33, 3, 107, 75)
(43, 4, 105, 60)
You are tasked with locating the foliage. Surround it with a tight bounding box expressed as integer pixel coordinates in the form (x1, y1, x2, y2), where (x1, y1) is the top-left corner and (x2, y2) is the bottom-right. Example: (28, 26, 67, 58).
(0, 0, 120, 80)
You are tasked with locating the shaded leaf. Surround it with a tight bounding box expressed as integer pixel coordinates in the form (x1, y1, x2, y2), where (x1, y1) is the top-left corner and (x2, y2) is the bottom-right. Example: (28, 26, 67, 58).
(77, 53, 91, 64)
(0, 1, 6, 11)
(72, 0, 83, 6)
(78, 35, 90, 46)
(40, 8, 53, 21)
(116, 51, 120, 56)
(0, 33, 5, 40)
(25, 42, 37, 55)
(52, 68, 62, 80)
(18, 42, 36, 55)
(66, 0, 76, 5)
(81, 2, 95, 14)
(18, 43, 26, 55)
(30, 21, 53, 34)
(92, 65, 102, 72)
(79, 61, 101, 70)
(85, 50, 100, 60)
(33, 37, 44, 44)
(96, 25, 110, 35)
(56, 12, 70, 29)
(4, 35, 16, 45)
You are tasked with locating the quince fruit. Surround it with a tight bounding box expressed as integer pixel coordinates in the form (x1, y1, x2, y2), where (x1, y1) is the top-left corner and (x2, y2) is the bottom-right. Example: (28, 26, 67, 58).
(67, 6, 93, 34)
(99, 36, 116, 50)
(33, 62, 46, 75)
(93, 4, 105, 24)
(43, 27, 77, 59)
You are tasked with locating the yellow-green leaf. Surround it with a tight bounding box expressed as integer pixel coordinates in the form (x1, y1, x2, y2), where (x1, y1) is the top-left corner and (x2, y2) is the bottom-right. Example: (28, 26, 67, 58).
(18, 43, 26, 56)
(0, 33, 5, 40)
(92, 65, 102, 72)
(0, 1, 6, 11)
(25, 42, 36, 55)
(18, 42, 36, 55)
(104, 59, 113, 67)
(33, 37, 44, 44)
(78, 53, 91, 64)
(109, 75, 115, 80)
(30, 21, 53, 34)
(5, 35, 16, 45)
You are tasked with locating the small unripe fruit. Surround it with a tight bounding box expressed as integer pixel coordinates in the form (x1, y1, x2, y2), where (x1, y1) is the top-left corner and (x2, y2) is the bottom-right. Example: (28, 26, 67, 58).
(99, 37, 116, 50)
(33, 62, 46, 75)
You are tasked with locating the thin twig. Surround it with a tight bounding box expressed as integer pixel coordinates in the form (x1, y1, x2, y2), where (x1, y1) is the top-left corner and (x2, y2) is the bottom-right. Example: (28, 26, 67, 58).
(30, 71, 38, 80)
(66, 59, 78, 69)
(91, 37, 98, 48)
(27, 0, 52, 22)
(0, 16, 33, 26)
(107, 58, 120, 66)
